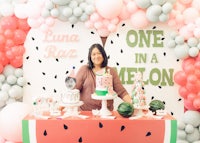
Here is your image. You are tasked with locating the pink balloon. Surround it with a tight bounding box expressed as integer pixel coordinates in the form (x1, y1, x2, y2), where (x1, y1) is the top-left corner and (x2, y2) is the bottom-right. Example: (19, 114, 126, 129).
(5, 39, 15, 48)
(183, 7, 199, 24)
(186, 82, 198, 93)
(174, 71, 187, 86)
(0, 102, 33, 142)
(4, 29, 14, 39)
(0, 52, 8, 66)
(195, 70, 200, 79)
(193, 97, 200, 109)
(17, 19, 30, 31)
(1, 16, 17, 30)
(10, 57, 23, 68)
(187, 93, 197, 101)
(183, 64, 195, 74)
(0, 35, 6, 48)
(179, 0, 192, 5)
(184, 99, 196, 110)
(13, 29, 26, 45)
(95, 0, 123, 19)
(187, 74, 197, 84)
(0, 64, 3, 74)
(119, 5, 131, 20)
(130, 10, 149, 29)
(179, 86, 189, 99)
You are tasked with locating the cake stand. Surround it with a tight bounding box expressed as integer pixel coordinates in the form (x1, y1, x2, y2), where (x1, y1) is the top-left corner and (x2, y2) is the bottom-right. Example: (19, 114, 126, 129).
(134, 105, 149, 116)
(91, 94, 116, 116)
(60, 101, 83, 116)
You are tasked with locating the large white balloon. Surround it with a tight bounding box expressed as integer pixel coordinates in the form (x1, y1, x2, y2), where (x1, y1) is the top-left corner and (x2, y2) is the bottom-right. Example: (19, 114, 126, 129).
(0, 102, 33, 142)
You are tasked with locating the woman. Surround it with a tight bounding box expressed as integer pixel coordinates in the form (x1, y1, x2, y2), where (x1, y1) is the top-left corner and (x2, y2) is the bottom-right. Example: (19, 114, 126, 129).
(75, 43, 132, 111)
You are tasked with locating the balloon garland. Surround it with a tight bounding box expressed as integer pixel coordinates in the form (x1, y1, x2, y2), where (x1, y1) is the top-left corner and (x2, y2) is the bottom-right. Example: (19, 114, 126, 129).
(0, 0, 199, 142)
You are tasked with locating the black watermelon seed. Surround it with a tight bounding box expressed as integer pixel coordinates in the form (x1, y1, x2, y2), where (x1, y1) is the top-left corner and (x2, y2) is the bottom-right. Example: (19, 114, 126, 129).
(78, 137, 82, 142)
(120, 125, 125, 131)
(146, 131, 151, 136)
(99, 122, 103, 128)
(80, 60, 84, 63)
(63, 124, 68, 130)
(44, 130, 47, 136)
(91, 31, 95, 34)
(32, 37, 35, 40)
(26, 56, 29, 60)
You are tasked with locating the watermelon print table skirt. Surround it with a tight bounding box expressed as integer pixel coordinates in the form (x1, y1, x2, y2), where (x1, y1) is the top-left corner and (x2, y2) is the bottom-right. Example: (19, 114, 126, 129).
(22, 111, 177, 143)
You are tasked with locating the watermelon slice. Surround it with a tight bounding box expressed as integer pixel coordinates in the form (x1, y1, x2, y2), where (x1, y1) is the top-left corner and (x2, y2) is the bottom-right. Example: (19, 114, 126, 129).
(22, 112, 177, 143)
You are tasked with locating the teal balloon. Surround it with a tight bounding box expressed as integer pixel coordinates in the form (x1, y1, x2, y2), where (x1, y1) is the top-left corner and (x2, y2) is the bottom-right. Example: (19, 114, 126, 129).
(135, 0, 151, 9)
(174, 44, 189, 59)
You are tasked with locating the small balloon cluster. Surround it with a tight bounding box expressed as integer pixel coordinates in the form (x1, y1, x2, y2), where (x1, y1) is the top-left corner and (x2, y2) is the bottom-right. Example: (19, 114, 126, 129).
(168, 31, 200, 59)
(0, 16, 30, 73)
(0, 65, 26, 110)
(174, 53, 200, 110)
(41, 0, 95, 24)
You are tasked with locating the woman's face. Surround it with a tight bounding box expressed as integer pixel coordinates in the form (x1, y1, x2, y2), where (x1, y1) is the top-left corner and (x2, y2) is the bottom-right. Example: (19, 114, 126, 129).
(91, 47, 104, 67)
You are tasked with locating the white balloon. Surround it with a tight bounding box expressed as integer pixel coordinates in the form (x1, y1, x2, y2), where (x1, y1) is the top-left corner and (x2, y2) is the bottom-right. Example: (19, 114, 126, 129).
(3, 65, 15, 77)
(187, 37, 199, 47)
(62, 7, 73, 17)
(0, 91, 9, 101)
(8, 85, 23, 99)
(175, 36, 185, 45)
(17, 77, 26, 86)
(135, 0, 151, 9)
(1, 83, 11, 91)
(41, 9, 50, 18)
(0, 3, 14, 17)
(68, 16, 78, 24)
(162, 2, 173, 14)
(69, 1, 78, 9)
(51, 8, 60, 17)
(80, 13, 88, 22)
(85, 5, 95, 15)
(14, 68, 23, 78)
(147, 5, 162, 16)
(0, 102, 33, 142)
(150, 0, 166, 5)
(14, 4, 28, 19)
(73, 7, 83, 17)
(167, 40, 176, 48)
(0, 75, 5, 83)
(6, 75, 17, 85)
(159, 13, 169, 22)
(45, 1, 54, 10)
(51, 0, 71, 5)
(188, 47, 199, 57)
(174, 44, 189, 59)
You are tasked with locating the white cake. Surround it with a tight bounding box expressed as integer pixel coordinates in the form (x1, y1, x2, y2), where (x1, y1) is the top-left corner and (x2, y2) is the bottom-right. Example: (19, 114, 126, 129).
(61, 89, 80, 104)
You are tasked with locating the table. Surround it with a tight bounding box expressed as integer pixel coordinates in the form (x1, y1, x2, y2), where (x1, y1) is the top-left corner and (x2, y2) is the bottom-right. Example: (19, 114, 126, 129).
(22, 111, 177, 143)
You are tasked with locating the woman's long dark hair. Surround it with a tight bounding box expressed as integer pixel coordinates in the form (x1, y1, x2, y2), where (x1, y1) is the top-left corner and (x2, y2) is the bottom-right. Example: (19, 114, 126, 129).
(88, 43, 108, 69)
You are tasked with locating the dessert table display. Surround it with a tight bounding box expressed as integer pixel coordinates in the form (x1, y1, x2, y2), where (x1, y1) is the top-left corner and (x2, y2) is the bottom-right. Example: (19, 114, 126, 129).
(22, 110, 177, 143)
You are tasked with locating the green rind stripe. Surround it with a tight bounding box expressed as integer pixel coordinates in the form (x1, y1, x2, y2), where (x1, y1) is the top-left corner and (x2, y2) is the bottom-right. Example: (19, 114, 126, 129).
(170, 120, 177, 143)
(95, 90, 108, 96)
(22, 120, 30, 143)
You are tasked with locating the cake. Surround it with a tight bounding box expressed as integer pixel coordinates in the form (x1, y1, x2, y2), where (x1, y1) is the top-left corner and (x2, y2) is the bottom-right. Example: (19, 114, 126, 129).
(61, 67, 80, 104)
(131, 72, 147, 108)
(95, 69, 116, 96)
(61, 89, 80, 104)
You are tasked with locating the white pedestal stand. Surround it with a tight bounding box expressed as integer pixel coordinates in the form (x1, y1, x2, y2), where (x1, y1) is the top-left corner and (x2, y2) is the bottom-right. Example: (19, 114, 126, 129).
(134, 105, 149, 116)
(60, 101, 83, 116)
(92, 94, 116, 116)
